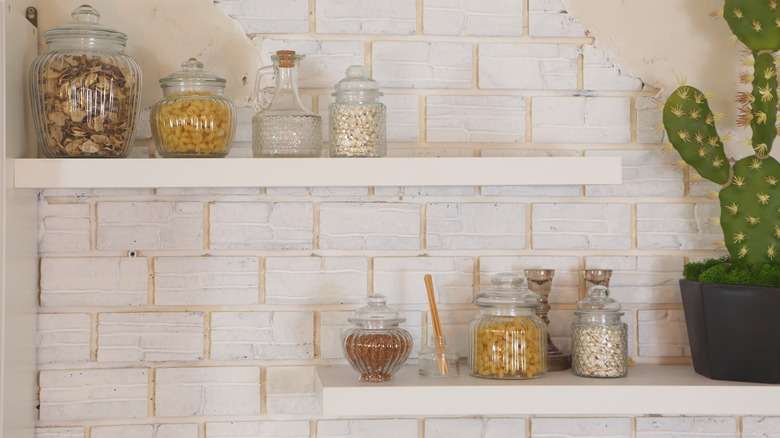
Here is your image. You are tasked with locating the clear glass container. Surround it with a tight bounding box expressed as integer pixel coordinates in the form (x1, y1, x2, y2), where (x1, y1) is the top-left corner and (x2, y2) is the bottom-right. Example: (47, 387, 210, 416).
(469, 272, 547, 379)
(151, 58, 235, 157)
(341, 294, 413, 382)
(252, 50, 322, 157)
(329, 65, 386, 157)
(29, 4, 141, 158)
(571, 285, 628, 378)
(418, 335, 460, 377)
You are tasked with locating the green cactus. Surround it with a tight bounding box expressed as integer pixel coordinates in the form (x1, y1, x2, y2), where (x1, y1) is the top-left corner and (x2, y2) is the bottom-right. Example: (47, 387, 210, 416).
(663, 0, 780, 266)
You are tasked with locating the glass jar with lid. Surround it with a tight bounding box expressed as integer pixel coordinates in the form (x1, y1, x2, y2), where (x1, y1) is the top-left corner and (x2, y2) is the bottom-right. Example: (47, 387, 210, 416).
(469, 272, 547, 379)
(329, 65, 386, 157)
(571, 285, 628, 378)
(29, 4, 141, 158)
(341, 294, 413, 382)
(151, 58, 236, 157)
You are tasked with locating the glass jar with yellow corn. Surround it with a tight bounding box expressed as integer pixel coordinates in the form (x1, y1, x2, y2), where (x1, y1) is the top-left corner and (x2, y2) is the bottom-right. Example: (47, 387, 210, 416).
(151, 58, 235, 157)
(469, 272, 547, 379)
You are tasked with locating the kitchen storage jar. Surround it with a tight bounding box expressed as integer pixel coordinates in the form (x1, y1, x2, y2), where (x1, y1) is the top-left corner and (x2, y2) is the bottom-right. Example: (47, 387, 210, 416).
(571, 285, 628, 378)
(151, 58, 235, 157)
(469, 272, 547, 379)
(29, 4, 141, 158)
(342, 294, 412, 382)
(329, 65, 386, 157)
(252, 50, 322, 157)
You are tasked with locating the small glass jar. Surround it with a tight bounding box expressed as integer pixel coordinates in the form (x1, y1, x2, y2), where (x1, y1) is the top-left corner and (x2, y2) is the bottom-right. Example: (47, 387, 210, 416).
(418, 335, 460, 377)
(342, 294, 412, 382)
(29, 4, 141, 158)
(571, 285, 628, 378)
(469, 272, 547, 379)
(151, 58, 236, 157)
(329, 65, 386, 157)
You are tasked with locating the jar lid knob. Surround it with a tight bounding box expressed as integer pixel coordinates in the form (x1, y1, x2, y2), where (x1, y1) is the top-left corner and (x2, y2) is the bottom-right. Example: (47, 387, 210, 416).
(577, 285, 622, 312)
(181, 58, 204, 72)
(71, 4, 100, 24)
(490, 271, 526, 289)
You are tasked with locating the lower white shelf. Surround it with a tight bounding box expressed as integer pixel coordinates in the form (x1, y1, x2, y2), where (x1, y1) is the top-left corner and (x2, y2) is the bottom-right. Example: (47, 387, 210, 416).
(315, 364, 780, 416)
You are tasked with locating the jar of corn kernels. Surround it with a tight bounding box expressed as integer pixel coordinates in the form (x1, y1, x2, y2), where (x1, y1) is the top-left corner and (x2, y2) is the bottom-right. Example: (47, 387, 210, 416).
(151, 58, 235, 157)
(469, 272, 548, 379)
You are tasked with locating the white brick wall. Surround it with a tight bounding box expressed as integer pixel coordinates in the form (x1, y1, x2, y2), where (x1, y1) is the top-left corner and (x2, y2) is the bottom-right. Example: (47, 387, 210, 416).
(319, 203, 420, 249)
(532, 97, 631, 143)
(423, 0, 523, 36)
(479, 43, 578, 90)
(153, 256, 260, 305)
(317, 0, 416, 34)
(211, 311, 314, 359)
(41, 257, 149, 307)
(426, 202, 525, 249)
(636, 417, 737, 437)
(206, 420, 311, 438)
(265, 256, 368, 304)
(210, 202, 313, 249)
(155, 367, 261, 417)
(37, 314, 91, 364)
(97, 202, 204, 250)
(426, 96, 525, 143)
(91, 424, 199, 438)
(97, 312, 205, 362)
(373, 42, 472, 89)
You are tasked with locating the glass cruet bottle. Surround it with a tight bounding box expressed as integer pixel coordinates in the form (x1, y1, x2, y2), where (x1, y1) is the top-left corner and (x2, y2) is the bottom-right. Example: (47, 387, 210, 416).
(251, 50, 322, 157)
(571, 285, 628, 378)
(329, 65, 386, 157)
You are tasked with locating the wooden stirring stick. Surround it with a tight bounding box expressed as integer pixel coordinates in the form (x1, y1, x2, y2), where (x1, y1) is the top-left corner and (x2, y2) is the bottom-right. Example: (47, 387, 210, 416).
(424, 274, 450, 374)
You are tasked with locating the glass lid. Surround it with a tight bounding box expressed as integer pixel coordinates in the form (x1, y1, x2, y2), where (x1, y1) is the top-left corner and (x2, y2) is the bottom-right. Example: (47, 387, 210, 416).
(159, 58, 227, 90)
(475, 271, 540, 307)
(333, 65, 382, 96)
(348, 294, 405, 325)
(576, 285, 623, 314)
(44, 4, 127, 44)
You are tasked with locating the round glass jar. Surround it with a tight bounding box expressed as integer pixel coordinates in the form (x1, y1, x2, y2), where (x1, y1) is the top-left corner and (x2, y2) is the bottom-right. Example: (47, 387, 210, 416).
(341, 294, 412, 382)
(151, 58, 236, 157)
(571, 285, 628, 378)
(29, 4, 141, 158)
(329, 65, 386, 157)
(469, 272, 548, 379)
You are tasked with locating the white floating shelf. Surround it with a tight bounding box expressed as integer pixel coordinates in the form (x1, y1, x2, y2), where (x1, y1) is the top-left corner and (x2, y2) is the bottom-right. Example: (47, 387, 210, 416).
(14, 157, 621, 188)
(316, 364, 780, 416)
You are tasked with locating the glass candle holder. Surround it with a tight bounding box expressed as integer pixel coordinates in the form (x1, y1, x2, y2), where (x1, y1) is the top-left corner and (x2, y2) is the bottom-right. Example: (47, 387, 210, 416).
(583, 269, 612, 293)
(525, 269, 571, 371)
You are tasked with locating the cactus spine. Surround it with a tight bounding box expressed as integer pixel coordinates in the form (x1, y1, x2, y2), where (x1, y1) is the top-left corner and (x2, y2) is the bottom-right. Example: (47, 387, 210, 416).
(663, 0, 780, 265)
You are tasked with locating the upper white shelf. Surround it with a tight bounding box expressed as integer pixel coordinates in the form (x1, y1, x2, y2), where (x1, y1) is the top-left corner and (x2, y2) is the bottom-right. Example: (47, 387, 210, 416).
(14, 156, 621, 188)
(316, 364, 780, 416)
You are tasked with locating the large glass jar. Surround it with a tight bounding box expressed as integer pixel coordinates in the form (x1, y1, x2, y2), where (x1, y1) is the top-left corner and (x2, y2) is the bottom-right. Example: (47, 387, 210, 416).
(341, 294, 412, 382)
(469, 272, 547, 379)
(151, 58, 236, 157)
(571, 285, 628, 378)
(29, 4, 141, 158)
(329, 65, 386, 157)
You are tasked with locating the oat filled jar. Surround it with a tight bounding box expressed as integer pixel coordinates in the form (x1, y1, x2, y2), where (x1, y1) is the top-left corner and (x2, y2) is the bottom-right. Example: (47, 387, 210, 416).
(469, 272, 547, 379)
(571, 285, 628, 378)
(29, 4, 141, 157)
(329, 65, 386, 157)
(151, 58, 235, 157)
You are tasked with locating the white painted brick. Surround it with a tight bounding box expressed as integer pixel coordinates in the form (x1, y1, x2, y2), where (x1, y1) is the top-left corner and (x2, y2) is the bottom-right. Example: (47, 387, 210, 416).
(39, 368, 148, 421)
(533, 204, 631, 250)
(531, 417, 631, 437)
(265, 367, 319, 414)
(479, 43, 578, 90)
(210, 202, 313, 250)
(40, 257, 148, 307)
(485, 418, 526, 438)
(481, 150, 580, 197)
(549, 309, 577, 354)
(37, 313, 91, 364)
(266, 185, 368, 197)
(425, 418, 483, 438)
(533, 97, 631, 143)
(35, 427, 85, 438)
(319, 203, 420, 250)
(91, 424, 199, 438)
(426, 203, 525, 249)
(636, 203, 723, 250)
(155, 187, 261, 196)
(211, 311, 313, 360)
(479, 255, 580, 304)
(97, 202, 203, 250)
(374, 257, 474, 304)
(426, 96, 525, 143)
(424, 0, 523, 36)
(260, 39, 364, 88)
(585, 150, 684, 197)
(317, 419, 419, 438)
(317, 0, 416, 34)
(583, 45, 644, 91)
(265, 257, 367, 304)
(636, 417, 737, 437)
(743, 417, 780, 438)
(585, 256, 685, 304)
(528, 0, 586, 37)
(384, 94, 421, 142)
(39, 201, 90, 253)
(373, 41, 472, 89)
(319, 311, 352, 359)
(206, 420, 311, 438)
(98, 312, 204, 362)
(405, 186, 476, 196)
(153, 257, 260, 305)
(155, 367, 260, 417)
(638, 310, 690, 357)
(636, 96, 666, 144)
(215, 0, 308, 33)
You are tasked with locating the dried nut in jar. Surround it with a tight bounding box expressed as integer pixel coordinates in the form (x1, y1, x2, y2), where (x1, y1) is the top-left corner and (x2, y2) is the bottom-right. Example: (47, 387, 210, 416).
(572, 324, 628, 378)
(472, 316, 545, 378)
(153, 92, 232, 155)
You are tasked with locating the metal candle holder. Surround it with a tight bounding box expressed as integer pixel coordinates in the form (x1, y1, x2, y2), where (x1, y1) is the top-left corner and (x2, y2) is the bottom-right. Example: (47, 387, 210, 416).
(524, 269, 571, 371)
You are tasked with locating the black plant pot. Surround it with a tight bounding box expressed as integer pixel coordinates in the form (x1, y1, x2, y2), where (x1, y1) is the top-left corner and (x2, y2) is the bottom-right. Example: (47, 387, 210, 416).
(679, 279, 780, 383)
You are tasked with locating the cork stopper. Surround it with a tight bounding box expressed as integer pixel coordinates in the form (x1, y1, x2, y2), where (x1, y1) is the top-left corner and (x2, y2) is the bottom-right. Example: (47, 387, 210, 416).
(275, 50, 297, 68)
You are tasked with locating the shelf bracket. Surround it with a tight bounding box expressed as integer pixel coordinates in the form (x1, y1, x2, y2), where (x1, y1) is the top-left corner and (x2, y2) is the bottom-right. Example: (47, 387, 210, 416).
(25, 6, 37, 28)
